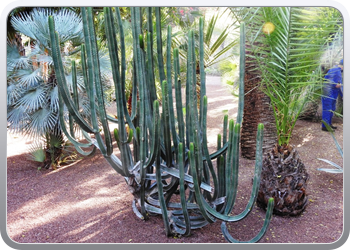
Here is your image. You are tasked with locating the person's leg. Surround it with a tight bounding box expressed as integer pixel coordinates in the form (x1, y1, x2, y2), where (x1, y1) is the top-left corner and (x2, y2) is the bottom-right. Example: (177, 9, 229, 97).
(330, 90, 339, 126)
(322, 96, 333, 129)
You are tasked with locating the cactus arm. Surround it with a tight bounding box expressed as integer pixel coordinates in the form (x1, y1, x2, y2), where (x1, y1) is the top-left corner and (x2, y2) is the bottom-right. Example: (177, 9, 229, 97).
(138, 32, 154, 139)
(200, 95, 219, 201)
(196, 124, 272, 223)
(131, 59, 138, 121)
(67, 60, 96, 151)
(145, 172, 172, 181)
(84, 7, 113, 156)
(206, 143, 228, 160)
(188, 143, 215, 223)
(171, 215, 209, 229)
(115, 8, 126, 105)
(199, 17, 206, 129)
(80, 43, 102, 141)
(144, 100, 161, 169)
(217, 135, 225, 200)
(80, 44, 90, 94)
(106, 115, 119, 123)
(186, 30, 195, 150)
(222, 114, 228, 153)
(71, 61, 79, 108)
(220, 197, 274, 243)
(146, 8, 157, 104)
(131, 7, 148, 218)
(161, 80, 173, 167)
(234, 123, 265, 215)
(217, 155, 226, 211)
(58, 94, 96, 155)
(115, 7, 138, 139)
(144, 202, 163, 215)
(146, 32, 158, 104)
(224, 123, 240, 214)
(223, 119, 234, 214)
(214, 123, 267, 222)
(80, 8, 108, 155)
(147, 195, 200, 210)
(155, 148, 172, 236)
(91, 140, 125, 175)
(68, 61, 78, 137)
(178, 143, 191, 236)
(105, 7, 133, 176)
(147, 7, 154, 51)
(154, 8, 172, 165)
(174, 48, 185, 145)
(48, 16, 94, 134)
(236, 22, 245, 126)
(113, 128, 121, 149)
(159, 165, 213, 193)
(144, 99, 157, 189)
(132, 199, 145, 220)
(165, 25, 178, 155)
(80, 42, 103, 143)
(155, 7, 166, 82)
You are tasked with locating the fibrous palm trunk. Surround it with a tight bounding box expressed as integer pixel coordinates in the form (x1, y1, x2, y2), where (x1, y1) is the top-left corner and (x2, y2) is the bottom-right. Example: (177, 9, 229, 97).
(240, 50, 277, 159)
(257, 144, 309, 216)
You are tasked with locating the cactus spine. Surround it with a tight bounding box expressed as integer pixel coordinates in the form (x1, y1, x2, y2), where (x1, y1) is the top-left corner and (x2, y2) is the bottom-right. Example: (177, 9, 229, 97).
(49, 7, 274, 242)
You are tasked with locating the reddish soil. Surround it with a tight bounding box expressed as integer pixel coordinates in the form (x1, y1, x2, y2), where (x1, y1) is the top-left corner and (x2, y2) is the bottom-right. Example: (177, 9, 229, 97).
(6, 76, 343, 244)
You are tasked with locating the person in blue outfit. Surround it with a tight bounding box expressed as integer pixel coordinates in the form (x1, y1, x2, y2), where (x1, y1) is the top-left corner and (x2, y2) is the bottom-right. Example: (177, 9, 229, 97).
(322, 59, 343, 132)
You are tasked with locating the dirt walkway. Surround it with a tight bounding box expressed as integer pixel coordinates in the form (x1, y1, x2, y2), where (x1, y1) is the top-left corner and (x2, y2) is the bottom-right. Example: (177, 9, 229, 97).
(6, 76, 343, 244)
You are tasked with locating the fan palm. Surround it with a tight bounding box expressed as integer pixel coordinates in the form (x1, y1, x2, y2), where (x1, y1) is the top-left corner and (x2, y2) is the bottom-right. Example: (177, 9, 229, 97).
(7, 8, 110, 168)
(234, 7, 343, 215)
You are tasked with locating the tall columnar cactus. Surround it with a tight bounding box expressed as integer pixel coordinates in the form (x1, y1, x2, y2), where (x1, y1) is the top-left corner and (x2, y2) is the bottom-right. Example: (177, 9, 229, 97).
(49, 7, 274, 242)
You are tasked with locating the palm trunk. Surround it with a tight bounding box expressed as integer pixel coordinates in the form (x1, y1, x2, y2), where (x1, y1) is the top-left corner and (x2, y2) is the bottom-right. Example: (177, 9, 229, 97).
(240, 49, 277, 159)
(257, 144, 309, 216)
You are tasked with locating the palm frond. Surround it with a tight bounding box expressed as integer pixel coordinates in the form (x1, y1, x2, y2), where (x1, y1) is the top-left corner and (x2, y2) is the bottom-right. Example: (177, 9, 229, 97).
(204, 14, 219, 45)
(28, 142, 46, 163)
(7, 106, 30, 133)
(49, 86, 60, 112)
(25, 108, 59, 137)
(7, 40, 30, 70)
(245, 7, 343, 145)
(15, 85, 47, 112)
(317, 158, 343, 173)
(16, 68, 43, 88)
(11, 8, 83, 50)
(7, 84, 24, 106)
(10, 11, 37, 40)
(207, 40, 238, 68)
(98, 49, 113, 80)
(52, 9, 84, 44)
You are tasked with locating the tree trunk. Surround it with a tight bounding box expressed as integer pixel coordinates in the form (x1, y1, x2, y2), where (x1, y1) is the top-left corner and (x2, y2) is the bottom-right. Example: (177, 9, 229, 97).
(240, 52, 277, 159)
(257, 144, 309, 216)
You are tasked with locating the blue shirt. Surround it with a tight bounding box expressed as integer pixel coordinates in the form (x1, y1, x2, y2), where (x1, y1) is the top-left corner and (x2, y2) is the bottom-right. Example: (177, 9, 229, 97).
(324, 66, 343, 98)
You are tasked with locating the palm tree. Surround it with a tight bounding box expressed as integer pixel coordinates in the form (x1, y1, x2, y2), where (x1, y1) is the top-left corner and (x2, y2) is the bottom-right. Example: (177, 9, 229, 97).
(7, 8, 88, 169)
(229, 7, 277, 160)
(233, 7, 343, 216)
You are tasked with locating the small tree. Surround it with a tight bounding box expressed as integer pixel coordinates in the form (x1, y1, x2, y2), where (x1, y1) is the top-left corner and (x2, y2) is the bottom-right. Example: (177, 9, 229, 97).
(240, 7, 343, 216)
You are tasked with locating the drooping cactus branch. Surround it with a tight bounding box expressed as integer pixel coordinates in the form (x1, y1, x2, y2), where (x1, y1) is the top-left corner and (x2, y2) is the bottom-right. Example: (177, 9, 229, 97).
(49, 7, 274, 243)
